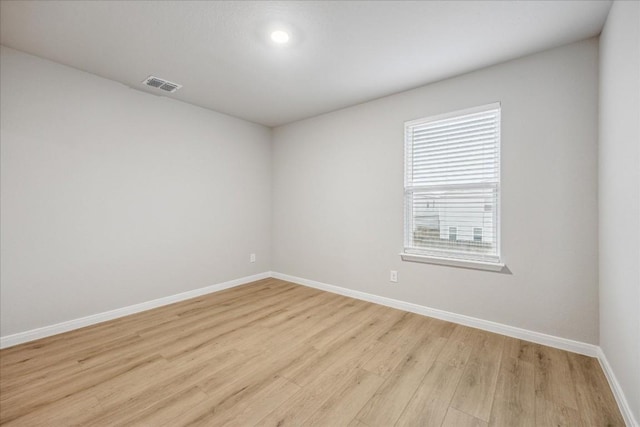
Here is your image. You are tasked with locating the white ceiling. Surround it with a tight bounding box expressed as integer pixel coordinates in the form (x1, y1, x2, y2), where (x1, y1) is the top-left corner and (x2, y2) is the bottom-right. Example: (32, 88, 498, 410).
(0, 1, 611, 127)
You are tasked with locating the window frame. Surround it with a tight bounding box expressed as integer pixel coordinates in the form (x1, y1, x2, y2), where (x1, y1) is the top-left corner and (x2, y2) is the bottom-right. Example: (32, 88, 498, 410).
(400, 103, 504, 272)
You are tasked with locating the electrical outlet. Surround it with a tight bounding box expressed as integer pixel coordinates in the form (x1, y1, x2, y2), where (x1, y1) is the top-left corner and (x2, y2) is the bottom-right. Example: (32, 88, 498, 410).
(250, 253, 256, 263)
(390, 270, 398, 283)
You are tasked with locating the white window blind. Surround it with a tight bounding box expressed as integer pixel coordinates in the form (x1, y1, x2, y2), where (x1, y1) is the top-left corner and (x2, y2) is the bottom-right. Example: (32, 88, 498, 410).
(404, 103, 501, 265)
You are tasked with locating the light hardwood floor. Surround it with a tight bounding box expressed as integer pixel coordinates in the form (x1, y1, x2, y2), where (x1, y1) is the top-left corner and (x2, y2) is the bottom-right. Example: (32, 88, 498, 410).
(0, 278, 624, 426)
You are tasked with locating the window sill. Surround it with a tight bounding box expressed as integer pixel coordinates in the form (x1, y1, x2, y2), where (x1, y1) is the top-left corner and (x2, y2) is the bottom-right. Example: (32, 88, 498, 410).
(400, 252, 505, 272)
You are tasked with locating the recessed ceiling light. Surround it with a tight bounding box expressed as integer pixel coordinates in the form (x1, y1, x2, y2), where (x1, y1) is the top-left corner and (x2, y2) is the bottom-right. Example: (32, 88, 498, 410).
(270, 30, 290, 44)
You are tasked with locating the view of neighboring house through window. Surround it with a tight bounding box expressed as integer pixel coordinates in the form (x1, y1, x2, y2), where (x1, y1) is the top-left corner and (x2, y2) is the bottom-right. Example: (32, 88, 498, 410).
(404, 103, 501, 264)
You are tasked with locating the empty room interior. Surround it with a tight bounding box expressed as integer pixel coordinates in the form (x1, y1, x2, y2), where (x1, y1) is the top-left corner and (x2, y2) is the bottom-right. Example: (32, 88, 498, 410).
(0, 0, 639, 426)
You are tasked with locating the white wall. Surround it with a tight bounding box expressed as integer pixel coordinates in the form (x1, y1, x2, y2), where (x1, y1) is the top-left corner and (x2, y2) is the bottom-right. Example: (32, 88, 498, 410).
(0, 46, 272, 337)
(599, 1, 640, 423)
(272, 39, 600, 344)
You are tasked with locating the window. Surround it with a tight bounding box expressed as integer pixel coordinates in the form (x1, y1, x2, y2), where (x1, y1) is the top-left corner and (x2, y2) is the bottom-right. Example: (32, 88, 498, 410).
(449, 227, 457, 241)
(473, 227, 483, 242)
(402, 103, 502, 269)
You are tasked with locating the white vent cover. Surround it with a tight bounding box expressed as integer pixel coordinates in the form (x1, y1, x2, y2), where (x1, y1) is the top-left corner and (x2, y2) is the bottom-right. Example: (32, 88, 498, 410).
(142, 76, 182, 93)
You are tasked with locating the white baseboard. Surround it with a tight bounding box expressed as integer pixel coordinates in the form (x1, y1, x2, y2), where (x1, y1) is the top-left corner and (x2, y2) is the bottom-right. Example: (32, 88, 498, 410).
(597, 348, 639, 427)
(0, 272, 271, 349)
(270, 272, 599, 357)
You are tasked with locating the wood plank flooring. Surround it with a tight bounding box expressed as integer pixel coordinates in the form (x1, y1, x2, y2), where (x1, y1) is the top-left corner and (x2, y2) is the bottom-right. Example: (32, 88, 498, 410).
(0, 278, 625, 426)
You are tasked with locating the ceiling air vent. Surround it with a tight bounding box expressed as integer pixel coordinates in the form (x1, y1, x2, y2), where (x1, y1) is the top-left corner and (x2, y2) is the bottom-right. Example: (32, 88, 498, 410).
(142, 76, 182, 93)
